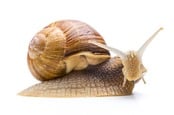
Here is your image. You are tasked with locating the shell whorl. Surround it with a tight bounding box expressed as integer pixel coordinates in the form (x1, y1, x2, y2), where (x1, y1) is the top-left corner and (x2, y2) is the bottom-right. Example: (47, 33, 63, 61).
(28, 20, 110, 81)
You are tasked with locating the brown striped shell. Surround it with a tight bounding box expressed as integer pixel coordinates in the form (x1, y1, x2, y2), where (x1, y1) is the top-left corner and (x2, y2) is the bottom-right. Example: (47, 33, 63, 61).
(28, 20, 110, 81)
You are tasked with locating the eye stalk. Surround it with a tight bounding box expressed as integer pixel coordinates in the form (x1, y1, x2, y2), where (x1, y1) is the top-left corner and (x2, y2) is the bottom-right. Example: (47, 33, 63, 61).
(89, 27, 163, 87)
(138, 27, 163, 60)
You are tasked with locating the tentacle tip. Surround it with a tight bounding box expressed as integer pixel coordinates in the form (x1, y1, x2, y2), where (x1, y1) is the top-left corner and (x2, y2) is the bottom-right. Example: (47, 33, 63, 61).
(159, 27, 164, 30)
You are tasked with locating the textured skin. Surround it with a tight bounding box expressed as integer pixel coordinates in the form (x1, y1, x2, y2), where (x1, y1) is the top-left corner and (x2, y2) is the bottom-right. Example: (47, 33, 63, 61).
(19, 57, 134, 97)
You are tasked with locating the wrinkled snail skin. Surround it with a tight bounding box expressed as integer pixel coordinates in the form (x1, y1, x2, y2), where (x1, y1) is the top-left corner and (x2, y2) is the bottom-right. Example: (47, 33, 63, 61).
(19, 19, 163, 97)
(19, 57, 134, 97)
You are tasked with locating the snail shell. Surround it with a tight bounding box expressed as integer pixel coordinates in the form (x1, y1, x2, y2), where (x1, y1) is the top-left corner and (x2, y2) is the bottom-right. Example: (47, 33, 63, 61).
(28, 20, 110, 81)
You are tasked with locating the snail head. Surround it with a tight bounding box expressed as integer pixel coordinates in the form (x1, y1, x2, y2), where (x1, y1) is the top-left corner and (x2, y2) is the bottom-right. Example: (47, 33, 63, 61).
(89, 27, 163, 87)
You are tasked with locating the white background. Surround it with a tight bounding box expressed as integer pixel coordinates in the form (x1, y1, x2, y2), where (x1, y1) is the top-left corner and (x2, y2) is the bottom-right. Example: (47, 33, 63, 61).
(0, 0, 174, 115)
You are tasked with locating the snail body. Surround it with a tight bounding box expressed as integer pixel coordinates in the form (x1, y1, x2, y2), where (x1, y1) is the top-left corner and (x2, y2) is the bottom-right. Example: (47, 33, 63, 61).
(20, 57, 134, 97)
(19, 20, 162, 97)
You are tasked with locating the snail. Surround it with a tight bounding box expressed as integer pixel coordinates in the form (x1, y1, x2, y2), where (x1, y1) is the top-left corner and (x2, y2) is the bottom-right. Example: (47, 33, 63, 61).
(19, 20, 163, 97)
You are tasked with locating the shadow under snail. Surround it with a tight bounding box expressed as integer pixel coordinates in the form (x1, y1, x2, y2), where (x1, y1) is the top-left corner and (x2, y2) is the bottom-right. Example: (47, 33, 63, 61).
(19, 20, 163, 97)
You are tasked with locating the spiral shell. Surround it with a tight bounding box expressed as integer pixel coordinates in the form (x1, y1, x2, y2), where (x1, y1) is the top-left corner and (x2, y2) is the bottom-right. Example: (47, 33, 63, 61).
(28, 20, 110, 81)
